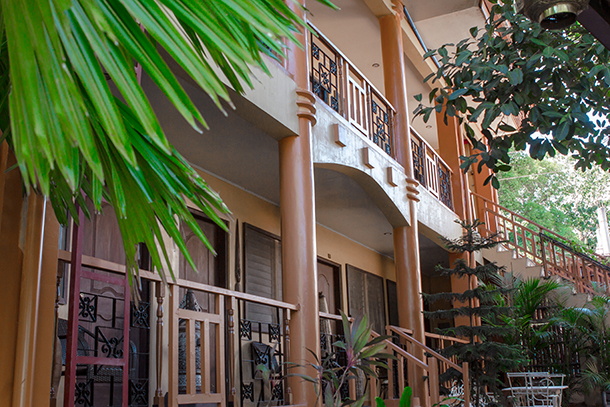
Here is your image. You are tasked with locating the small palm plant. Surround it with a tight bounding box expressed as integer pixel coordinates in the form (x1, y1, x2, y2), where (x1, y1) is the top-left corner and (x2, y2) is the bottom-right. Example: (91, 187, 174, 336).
(293, 311, 393, 407)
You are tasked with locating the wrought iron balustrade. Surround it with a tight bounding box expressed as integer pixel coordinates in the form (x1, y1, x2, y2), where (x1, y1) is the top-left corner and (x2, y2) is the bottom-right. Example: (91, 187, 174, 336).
(410, 127, 454, 210)
(238, 298, 290, 406)
(309, 24, 395, 157)
(319, 313, 353, 401)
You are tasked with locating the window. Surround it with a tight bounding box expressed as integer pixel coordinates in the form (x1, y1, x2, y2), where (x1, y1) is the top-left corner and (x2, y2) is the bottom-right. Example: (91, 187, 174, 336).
(386, 280, 399, 327)
(243, 224, 282, 324)
(347, 265, 386, 334)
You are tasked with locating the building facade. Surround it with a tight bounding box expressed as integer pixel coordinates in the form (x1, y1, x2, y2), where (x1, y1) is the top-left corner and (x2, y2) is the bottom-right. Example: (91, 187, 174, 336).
(2, 1, 548, 407)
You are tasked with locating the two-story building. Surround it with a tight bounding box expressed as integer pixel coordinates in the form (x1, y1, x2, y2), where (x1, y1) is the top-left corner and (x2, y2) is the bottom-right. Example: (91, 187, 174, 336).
(7, 1, 602, 407)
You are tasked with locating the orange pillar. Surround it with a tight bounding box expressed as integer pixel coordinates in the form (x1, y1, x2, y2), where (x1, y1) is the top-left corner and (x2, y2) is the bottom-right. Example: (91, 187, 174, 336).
(12, 193, 46, 407)
(0, 143, 25, 405)
(436, 111, 469, 220)
(380, 3, 426, 402)
(281, 3, 319, 406)
(0, 142, 58, 407)
(472, 151, 498, 233)
(33, 202, 60, 407)
(436, 111, 475, 328)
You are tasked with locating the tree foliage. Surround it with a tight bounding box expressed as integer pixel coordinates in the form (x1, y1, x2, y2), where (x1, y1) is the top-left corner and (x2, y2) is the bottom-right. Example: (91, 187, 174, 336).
(0, 0, 335, 284)
(423, 220, 524, 403)
(414, 0, 610, 187)
(498, 151, 610, 250)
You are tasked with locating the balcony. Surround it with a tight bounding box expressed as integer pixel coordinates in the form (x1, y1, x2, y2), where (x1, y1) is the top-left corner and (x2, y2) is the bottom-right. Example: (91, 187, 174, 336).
(410, 127, 453, 210)
(309, 24, 395, 158)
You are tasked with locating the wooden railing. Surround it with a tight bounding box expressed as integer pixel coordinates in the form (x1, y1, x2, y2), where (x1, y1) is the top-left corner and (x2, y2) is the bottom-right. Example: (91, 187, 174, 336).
(471, 192, 610, 295)
(370, 326, 470, 407)
(168, 279, 297, 407)
(424, 331, 469, 375)
(309, 23, 396, 157)
(57, 250, 298, 407)
(410, 127, 454, 210)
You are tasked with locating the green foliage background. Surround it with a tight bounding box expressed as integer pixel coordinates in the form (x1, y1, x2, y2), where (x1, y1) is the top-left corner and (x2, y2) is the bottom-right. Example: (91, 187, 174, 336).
(498, 151, 610, 251)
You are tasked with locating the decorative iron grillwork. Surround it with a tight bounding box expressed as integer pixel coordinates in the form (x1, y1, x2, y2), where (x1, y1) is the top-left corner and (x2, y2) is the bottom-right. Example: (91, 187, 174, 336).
(67, 275, 152, 407)
(240, 319, 252, 340)
(74, 379, 94, 407)
(129, 379, 149, 406)
(271, 382, 284, 401)
(79, 294, 98, 322)
(310, 36, 340, 113)
(411, 139, 426, 187)
(96, 327, 124, 358)
(238, 299, 287, 406)
(438, 165, 453, 209)
(370, 94, 392, 156)
(131, 302, 149, 329)
(242, 382, 255, 402)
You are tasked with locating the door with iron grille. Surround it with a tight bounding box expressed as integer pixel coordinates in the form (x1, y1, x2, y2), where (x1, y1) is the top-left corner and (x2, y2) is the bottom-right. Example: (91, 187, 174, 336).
(62, 203, 152, 407)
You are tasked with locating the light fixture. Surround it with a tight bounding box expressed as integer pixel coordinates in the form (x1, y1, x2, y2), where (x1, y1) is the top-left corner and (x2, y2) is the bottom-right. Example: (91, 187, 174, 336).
(372, 63, 380, 68)
(426, 125, 433, 129)
(515, 0, 589, 30)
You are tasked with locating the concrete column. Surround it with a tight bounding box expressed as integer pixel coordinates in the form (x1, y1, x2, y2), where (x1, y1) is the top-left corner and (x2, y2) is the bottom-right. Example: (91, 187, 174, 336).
(436, 111, 475, 329)
(436, 110, 469, 220)
(472, 154, 498, 233)
(449, 253, 472, 329)
(281, 2, 319, 406)
(380, 2, 426, 402)
(33, 202, 60, 407)
(0, 143, 25, 406)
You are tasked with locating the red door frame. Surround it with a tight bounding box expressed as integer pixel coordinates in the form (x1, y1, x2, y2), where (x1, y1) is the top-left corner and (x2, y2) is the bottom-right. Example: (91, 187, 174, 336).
(63, 206, 131, 406)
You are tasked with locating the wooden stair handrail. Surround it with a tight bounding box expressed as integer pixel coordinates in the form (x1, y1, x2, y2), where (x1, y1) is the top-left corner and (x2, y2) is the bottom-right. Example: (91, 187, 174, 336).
(470, 192, 564, 241)
(424, 331, 469, 344)
(371, 331, 429, 371)
(471, 191, 610, 295)
(388, 326, 463, 373)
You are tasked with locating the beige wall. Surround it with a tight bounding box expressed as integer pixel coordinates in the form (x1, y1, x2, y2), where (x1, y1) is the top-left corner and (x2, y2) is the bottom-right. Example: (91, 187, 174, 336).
(316, 224, 395, 314)
(195, 167, 397, 314)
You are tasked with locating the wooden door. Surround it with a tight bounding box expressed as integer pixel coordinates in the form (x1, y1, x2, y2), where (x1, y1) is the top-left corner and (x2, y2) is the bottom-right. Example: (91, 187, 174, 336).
(317, 260, 340, 316)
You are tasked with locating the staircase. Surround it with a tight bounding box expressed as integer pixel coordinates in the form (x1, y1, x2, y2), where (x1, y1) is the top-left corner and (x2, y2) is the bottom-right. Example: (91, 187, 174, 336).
(371, 327, 470, 407)
(471, 192, 610, 295)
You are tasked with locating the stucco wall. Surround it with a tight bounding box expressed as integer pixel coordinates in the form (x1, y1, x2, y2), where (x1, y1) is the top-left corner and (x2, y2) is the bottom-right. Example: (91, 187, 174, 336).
(417, 186, 463, 242)
(312, 100, 411, 228)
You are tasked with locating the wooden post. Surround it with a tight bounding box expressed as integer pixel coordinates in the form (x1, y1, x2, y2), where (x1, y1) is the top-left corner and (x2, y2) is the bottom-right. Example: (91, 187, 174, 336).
(462, 362, 470, 407)
(429, 357, 439, 406)
(168, 284, 179, 407)
(154, 282, 165, 406)
(227, 296, 236, 400)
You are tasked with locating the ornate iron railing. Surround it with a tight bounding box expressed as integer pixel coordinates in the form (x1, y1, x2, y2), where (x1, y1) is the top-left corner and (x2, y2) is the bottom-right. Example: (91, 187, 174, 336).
(237, 298, 290, 406)
(410, 127, 454, 210)
(471, 192, 610, 295)
(319, 312, 352, 401)
(309, 24, 395, 157)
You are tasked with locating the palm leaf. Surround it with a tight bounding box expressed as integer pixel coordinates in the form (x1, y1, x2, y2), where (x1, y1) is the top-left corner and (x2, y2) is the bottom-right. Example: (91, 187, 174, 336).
(0, 0, 337, 288)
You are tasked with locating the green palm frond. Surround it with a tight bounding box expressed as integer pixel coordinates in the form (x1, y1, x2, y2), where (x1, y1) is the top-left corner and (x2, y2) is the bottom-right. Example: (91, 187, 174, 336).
(0, 0, 337, 287)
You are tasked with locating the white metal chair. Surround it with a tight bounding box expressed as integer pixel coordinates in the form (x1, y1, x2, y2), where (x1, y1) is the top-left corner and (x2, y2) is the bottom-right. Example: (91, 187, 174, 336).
(507, 372, 565, 407)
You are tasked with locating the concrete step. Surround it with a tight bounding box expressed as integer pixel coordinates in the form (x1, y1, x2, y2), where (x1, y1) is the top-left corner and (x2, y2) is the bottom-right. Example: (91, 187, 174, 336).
(481, 245, 544, 280)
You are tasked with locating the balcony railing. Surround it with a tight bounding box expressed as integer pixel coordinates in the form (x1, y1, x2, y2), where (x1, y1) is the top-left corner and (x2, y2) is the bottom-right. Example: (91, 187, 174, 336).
(410, 127, 454, 210)
(309, 24, 395, 157)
